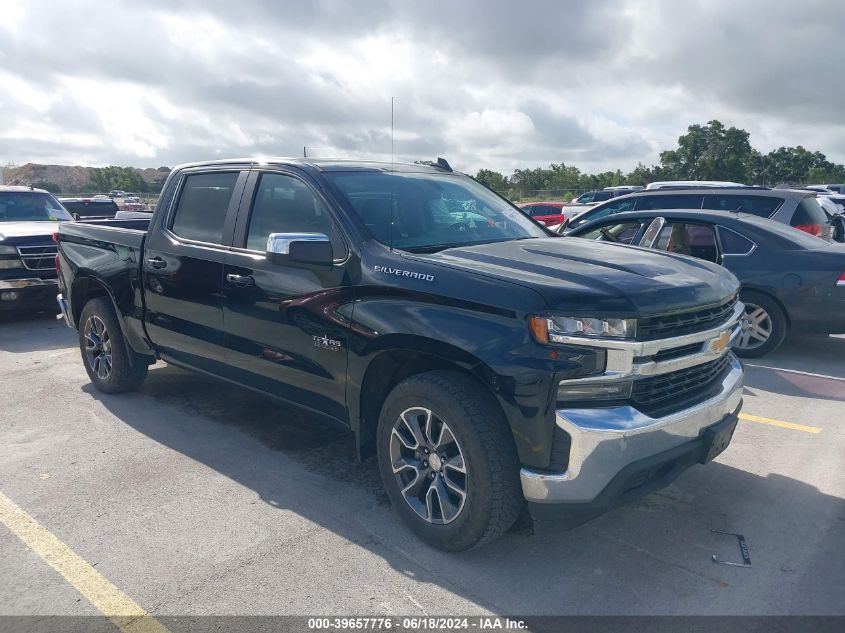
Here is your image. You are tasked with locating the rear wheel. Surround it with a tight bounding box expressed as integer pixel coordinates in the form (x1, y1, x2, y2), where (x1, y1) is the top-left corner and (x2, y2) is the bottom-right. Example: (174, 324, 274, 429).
(79, 297, 149, 393)
(376, 371, 523, 551)
(733, 291, 787, 358)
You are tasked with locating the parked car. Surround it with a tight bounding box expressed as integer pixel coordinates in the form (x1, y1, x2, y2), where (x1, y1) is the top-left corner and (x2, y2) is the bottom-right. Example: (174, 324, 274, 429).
(568, 209, 845, 357)
(564, 186, 833, 240)
(517, 201, 566, 226)
(645, 180, 744, 190)
(0, 186, 74, 312)
(122, 196, 147, 212)
(58, 197, 120, 220)
(56, 158, 744, 550)
(108, 190, 127, 198)
(603, 185, 644, 192)
(563, 188, 633, 221)
(806, 184, 845, 195)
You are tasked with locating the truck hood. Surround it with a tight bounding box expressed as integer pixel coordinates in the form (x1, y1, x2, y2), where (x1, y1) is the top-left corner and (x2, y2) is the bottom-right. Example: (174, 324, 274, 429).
(0, 221, 63, 240)
(422, 238, 739, 317)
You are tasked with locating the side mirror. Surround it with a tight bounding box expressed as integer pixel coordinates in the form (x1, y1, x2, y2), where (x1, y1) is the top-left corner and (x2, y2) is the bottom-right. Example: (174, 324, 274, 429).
(266, 233, 333, 266)
(640, 217, 666, 249)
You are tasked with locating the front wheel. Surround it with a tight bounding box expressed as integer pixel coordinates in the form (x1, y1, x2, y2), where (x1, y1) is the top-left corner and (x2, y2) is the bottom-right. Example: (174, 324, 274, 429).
(376, 371, 523, 551)
(733, 291, 787, 358)
(79, 297, 149, 393)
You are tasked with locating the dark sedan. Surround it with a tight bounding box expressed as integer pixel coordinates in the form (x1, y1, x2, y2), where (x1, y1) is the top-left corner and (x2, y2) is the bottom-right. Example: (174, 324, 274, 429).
(567, 209, 845, 357)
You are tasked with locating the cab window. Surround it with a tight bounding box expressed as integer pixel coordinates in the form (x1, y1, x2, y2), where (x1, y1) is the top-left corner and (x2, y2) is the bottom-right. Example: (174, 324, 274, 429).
(245, 173, 346, 257)
(577, 221, 642, 244)
(653, 222, 719, 262)
(569, 197, 637, 228)
(170, 172, 239, 244)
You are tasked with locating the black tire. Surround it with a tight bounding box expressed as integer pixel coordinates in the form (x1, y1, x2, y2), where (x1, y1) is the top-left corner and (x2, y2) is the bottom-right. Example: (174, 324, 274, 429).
(376, 370, 523, 551)
(733, 291, 787, 358)
(78, 297, 149, 393)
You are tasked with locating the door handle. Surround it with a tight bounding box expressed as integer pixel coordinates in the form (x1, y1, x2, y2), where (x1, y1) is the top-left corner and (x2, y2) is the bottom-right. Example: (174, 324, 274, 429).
(147, 257, 167, 269)
(226, 273, 254, 287)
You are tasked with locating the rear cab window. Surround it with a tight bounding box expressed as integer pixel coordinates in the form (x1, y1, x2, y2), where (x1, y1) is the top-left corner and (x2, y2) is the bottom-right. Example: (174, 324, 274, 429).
(170, 172, 240, 244)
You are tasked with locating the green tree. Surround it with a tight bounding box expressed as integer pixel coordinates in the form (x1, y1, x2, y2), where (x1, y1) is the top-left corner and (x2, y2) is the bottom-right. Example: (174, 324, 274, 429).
(87, 166, 147, 193)
(659, 120, 753, 182)
(474, 169, 509, 192)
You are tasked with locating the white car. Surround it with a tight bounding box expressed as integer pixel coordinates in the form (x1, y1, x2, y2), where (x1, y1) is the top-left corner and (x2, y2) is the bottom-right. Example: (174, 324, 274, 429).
(645, 180, 744, 190)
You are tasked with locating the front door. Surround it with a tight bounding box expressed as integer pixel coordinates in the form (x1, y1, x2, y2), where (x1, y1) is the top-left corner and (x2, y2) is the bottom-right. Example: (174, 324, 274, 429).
(221, 170, 354, 422)
(142, 169, 247, 372)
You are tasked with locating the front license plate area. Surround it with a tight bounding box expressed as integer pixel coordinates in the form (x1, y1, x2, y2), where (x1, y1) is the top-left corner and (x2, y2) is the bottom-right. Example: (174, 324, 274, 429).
(701, 414, 738, 463)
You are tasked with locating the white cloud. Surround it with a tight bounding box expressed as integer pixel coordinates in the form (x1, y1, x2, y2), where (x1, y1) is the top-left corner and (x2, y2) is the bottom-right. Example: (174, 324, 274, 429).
(0, 0, 842, 174)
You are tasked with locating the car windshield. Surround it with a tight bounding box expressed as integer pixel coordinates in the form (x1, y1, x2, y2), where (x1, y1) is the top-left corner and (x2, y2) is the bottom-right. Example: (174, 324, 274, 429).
(0, 192, 73, 222)
(329, 171, 548, 252)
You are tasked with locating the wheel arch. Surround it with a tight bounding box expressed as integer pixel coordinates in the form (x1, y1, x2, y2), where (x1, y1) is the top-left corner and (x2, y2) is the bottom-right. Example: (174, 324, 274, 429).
(740, 285, 792, 330)
(354, 339, 509, 460)
(71, 273, 152, 367)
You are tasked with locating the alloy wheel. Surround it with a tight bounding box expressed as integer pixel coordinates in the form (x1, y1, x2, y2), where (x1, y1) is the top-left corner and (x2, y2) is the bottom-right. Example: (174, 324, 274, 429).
(389, 407, 467, 524)
(84, 315, 113, 380)
(736, 302, 772, 350)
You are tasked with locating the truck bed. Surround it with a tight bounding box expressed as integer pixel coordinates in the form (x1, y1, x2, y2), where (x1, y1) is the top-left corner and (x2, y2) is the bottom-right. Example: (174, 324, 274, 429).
(59, 217, 150, 250)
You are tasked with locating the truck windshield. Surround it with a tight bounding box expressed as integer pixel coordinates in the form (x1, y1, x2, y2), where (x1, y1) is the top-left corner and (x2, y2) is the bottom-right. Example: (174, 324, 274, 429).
(0, 192, 74, 222)
(329, 171, 547, 251)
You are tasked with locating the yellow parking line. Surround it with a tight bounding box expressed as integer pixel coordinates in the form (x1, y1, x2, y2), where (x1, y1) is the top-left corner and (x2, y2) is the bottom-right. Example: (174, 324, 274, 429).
(0, 491, 170, 633)
(739, 413, 822, 434)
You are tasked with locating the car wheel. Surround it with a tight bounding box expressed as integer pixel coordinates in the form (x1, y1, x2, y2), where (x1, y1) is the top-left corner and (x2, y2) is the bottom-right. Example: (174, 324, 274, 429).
(79, 297, 149, 393)
(376, 371, 523, 551)
(733, 291, 787, 358)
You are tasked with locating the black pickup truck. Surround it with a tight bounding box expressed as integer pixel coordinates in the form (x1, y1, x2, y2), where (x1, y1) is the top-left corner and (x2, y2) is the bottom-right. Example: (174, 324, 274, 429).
(56, 158, 745, 550)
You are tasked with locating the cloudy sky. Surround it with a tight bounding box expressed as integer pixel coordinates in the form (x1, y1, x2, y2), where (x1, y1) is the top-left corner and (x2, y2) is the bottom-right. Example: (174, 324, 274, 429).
(1, 0, 843, 175)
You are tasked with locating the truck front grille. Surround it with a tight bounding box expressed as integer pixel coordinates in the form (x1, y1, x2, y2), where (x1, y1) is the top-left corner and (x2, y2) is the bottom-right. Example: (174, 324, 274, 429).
(638, 295, 738, 340)
(17, 244, 58, 271)
(631, 354, 732, 415)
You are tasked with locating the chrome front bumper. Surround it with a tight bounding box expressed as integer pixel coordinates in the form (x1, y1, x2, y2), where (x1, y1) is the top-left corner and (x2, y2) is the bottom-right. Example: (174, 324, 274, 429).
(521, 354, 744, 504)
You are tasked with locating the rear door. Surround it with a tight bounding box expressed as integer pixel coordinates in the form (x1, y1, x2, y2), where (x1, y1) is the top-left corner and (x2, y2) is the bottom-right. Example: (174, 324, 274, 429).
(142, 168, 248, 372)
(221, 169, 353, 421)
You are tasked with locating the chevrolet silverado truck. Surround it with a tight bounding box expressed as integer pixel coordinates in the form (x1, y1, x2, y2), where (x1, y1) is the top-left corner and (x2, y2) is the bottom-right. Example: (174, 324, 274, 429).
(0, 186, 74, 312)
(56, 158, 745, 551)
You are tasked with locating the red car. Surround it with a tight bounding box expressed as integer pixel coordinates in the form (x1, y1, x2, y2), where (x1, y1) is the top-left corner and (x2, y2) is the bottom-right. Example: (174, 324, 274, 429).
(518, 202, 566, 227)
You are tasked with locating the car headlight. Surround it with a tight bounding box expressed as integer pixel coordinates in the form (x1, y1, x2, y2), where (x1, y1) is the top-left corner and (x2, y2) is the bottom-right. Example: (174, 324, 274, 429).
(0, 245, 18, 255)
(0, 259, 24, 269)
(530, 315, 636, 343)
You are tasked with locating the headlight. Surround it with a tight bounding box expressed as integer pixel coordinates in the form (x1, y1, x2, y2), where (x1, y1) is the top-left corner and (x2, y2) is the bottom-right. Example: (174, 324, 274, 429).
(0, 246, 17, 255)
(530, 315, 636, 343)
(0, 259, 23, 269)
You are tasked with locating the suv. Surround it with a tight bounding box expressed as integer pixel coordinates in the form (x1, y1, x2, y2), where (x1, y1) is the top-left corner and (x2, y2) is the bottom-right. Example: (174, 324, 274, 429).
(0, 186, 74, 312)
(565, 187, 832, 239)
(58, 197, 120, 220)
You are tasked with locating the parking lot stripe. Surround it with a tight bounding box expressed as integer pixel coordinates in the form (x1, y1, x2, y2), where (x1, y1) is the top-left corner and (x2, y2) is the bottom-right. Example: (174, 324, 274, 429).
(738, 413, 822, 434)
(0, 491, 171, 633)
(744, 363, 845, 382)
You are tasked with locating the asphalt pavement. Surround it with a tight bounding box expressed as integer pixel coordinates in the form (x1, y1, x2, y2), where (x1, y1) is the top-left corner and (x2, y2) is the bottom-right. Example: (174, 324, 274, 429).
(1, 312, 843, 620)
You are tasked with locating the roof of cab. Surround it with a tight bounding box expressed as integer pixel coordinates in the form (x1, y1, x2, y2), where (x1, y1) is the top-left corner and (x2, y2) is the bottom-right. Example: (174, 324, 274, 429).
(0, 185, 51, 193)
(170, 157, 457, 174)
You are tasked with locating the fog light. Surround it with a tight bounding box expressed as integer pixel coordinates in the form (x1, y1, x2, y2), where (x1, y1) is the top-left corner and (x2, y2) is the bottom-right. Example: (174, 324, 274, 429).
(1, 291, 20, 301)
(558, 381, 632, 402)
